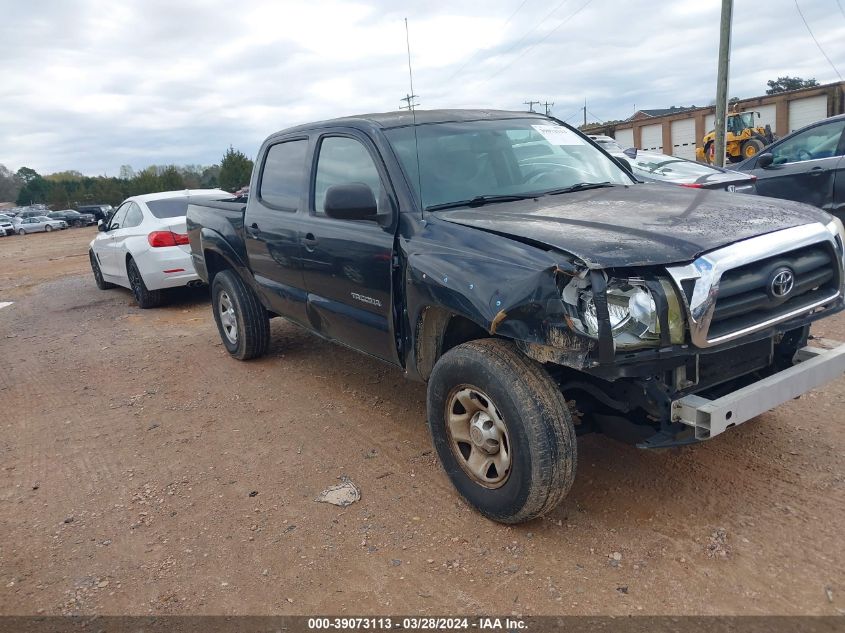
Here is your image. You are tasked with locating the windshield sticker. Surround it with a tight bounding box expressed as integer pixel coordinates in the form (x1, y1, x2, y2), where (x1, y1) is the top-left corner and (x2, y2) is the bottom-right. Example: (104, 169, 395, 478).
(531, 125, 585, 146)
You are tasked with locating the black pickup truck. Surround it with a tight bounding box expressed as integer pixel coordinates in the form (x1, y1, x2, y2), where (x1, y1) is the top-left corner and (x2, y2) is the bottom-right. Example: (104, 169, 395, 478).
(187, 110, 845, 524)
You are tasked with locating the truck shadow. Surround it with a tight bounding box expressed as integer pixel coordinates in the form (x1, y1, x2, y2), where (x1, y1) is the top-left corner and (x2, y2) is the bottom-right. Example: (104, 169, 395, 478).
(262, 320, 801, 532)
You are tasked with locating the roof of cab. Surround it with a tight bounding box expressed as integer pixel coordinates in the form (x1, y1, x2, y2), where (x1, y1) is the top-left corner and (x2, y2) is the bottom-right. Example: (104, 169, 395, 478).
(271, 109, 548, 137)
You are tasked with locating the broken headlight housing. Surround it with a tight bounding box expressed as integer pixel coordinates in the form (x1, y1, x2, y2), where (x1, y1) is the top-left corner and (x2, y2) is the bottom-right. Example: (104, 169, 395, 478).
(564, 276, 685, 349)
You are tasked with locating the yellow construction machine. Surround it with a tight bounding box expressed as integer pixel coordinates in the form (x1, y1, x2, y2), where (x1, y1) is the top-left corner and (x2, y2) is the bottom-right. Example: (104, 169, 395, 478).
(696, 111, 776, 164)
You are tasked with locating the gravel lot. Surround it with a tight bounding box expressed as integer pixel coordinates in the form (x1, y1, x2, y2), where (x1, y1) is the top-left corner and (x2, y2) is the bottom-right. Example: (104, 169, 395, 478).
(1, 228, 844, 616)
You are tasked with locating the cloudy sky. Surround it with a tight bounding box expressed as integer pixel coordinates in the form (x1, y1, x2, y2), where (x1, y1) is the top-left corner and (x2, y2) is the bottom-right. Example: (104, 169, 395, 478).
(1, 0, 843, 176)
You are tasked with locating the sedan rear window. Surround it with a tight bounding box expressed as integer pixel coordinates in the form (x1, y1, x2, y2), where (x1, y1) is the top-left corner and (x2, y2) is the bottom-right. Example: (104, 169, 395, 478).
(146, 194, 233, 218)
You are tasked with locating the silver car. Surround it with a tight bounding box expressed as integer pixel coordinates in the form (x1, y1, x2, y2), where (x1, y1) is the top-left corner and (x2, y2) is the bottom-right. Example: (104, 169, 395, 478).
(0, 214, 15, 236)
(16, 216, 67, 235)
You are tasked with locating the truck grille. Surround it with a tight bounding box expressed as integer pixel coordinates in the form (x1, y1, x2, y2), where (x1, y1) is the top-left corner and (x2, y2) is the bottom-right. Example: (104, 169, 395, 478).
(708, 243, 839, 341)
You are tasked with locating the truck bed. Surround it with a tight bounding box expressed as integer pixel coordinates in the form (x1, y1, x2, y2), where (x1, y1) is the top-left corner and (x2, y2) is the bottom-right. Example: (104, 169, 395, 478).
(186, 199, 248, 284)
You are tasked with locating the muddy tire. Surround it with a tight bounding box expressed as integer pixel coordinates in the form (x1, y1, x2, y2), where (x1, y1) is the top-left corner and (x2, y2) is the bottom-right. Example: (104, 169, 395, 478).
(127, 257, 163, 309)
(211, 270, 270, 361)
(740, 138, 765, 161)
(427, 338, 577, 524)
(89, 250, 115, 290)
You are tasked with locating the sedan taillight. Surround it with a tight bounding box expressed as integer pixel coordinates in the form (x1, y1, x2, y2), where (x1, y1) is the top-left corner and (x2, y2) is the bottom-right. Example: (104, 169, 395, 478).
(148, 231, 190, 247)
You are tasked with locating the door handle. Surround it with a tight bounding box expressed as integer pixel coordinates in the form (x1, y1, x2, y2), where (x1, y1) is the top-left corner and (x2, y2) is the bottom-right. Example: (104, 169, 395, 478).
(808, 167, 824, 176)
(303, 232, 319, 249)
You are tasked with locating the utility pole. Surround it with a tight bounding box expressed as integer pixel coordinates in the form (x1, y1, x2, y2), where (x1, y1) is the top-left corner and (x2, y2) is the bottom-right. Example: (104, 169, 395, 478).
(583, 98, 587, 127)
(523, 100, 541, 113)
(400, 93, 419, 111)
(542, 101, 554, 116)
(713, 0, 733, 167)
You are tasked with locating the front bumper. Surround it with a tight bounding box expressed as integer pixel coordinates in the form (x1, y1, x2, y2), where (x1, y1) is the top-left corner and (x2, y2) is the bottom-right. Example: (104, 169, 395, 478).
(670, 341, 845, 441)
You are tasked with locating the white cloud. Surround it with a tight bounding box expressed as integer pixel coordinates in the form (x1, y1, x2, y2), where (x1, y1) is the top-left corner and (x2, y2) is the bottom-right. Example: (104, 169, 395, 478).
(0, 0, 842, 175)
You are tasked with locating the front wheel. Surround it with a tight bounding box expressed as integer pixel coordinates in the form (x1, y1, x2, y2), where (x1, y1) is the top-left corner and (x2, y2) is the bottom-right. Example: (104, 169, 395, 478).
(89, 251, 115, 290)
(17, 229, 25, 236)
(127, 257, 163, 308)
(427, 339, 577, 524)
(45, 225, 53, 232)
(211, 270, 270, 360)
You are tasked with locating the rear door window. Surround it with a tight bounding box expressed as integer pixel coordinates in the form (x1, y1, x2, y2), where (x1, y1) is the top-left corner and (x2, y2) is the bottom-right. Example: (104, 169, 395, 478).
(260, 139, 308, 211)
(123, 203, 144, 228)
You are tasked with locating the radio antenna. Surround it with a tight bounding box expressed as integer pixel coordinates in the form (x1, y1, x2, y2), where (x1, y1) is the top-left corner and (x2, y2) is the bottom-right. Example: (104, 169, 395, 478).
(403, 18, 424, 219)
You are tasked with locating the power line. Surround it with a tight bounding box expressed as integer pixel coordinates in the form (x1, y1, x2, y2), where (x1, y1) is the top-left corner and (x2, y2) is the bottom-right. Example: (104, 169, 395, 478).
(445, 0, 533, 82)
(795, 0, 843, 80)
(477, 0, 595, 86)
(456, 0, 572, 85)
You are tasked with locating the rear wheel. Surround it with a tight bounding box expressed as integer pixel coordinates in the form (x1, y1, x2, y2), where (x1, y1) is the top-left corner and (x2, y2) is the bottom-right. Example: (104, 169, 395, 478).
(127, 257, 163, 308)
(89, 250, 115, 290)
(211, 270, 270, 360)
(741, 138, 764, 160)
(427, 339, 577, 524)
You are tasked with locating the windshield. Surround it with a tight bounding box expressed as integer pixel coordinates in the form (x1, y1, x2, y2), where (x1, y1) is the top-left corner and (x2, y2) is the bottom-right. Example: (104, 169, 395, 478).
(385, 118, 633, 210)
(627, 155, 719, 183)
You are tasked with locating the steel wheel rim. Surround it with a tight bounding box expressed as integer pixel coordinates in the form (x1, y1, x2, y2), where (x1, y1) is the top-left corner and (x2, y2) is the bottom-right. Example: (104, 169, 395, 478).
(218, 291, 238, 344)
(445, 385, 511, 489)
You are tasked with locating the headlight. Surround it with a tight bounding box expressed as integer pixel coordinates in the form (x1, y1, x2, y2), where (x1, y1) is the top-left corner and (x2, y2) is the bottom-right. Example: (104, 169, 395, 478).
(575, 277, 684, 349)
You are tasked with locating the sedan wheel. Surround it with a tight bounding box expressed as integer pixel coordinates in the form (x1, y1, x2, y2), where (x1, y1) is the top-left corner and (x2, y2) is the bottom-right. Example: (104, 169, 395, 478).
(17, 229, 25, 236)
(45, 225, 53, 232)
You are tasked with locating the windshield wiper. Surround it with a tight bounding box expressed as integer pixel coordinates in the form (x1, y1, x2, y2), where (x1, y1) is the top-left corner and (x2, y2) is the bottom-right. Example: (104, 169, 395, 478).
(544, 182, 614, 195)
(425, 193, 540, 212)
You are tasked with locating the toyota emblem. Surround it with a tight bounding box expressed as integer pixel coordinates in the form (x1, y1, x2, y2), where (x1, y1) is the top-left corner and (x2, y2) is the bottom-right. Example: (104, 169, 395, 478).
(769, 267, 795, 298)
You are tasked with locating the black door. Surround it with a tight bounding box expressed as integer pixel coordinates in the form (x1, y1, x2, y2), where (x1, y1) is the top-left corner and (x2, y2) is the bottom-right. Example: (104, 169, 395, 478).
(300, 131, 399, 364)
(244, 136, 311, 325)
(753, 118, 845, 212)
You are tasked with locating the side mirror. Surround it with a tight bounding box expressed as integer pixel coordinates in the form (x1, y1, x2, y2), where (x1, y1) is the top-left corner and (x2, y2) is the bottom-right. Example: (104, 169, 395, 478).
(757, 153, 774, 169)
(324, 183, 378, 221)
(623, 147, 637, 159)
(97, 220, 107, 232)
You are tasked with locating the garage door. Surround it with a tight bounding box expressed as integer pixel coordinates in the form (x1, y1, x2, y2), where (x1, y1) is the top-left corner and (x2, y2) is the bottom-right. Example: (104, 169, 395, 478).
(640, 123, 663, 152)
(755, 104, 777, 133)
(670, 118, 697, 160)
(706, 114, 715, 132)
(615, 128, 634, 149)
(789, 95, 828, 132)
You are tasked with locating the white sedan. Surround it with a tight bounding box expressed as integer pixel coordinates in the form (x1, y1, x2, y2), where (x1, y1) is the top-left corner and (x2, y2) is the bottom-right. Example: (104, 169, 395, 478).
(89, 189, 231, 308)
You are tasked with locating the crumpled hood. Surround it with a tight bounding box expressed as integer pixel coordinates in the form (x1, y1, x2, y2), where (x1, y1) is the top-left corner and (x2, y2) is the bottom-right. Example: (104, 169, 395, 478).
(436, 184, 832, 268)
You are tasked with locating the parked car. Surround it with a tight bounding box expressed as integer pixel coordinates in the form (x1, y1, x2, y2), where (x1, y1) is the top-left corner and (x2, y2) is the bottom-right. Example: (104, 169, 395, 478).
(47, 210, 95, 227)
(619, 149, 757, 193)
(733, 114, 845, 219)
(78, 204, 114, 222)
(589, 135, 756, 193)
(187, 109, 845, 524)
(88, 189, 231, 308)
(18, 209, 47, 220)
(0, 214, 15, 236)
(16, 216, 67, 234)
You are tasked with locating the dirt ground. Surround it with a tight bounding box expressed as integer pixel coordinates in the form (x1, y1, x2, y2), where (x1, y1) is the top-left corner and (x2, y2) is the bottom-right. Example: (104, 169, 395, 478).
(1, 228, 844, 616)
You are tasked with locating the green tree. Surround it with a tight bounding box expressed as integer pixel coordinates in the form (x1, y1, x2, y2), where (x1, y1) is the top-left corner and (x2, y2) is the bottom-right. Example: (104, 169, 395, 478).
(0, 165, 23, 202)
(219, 146, 253, 192)
(159, 165, 185, 190)
(766, 76, 819, 94)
